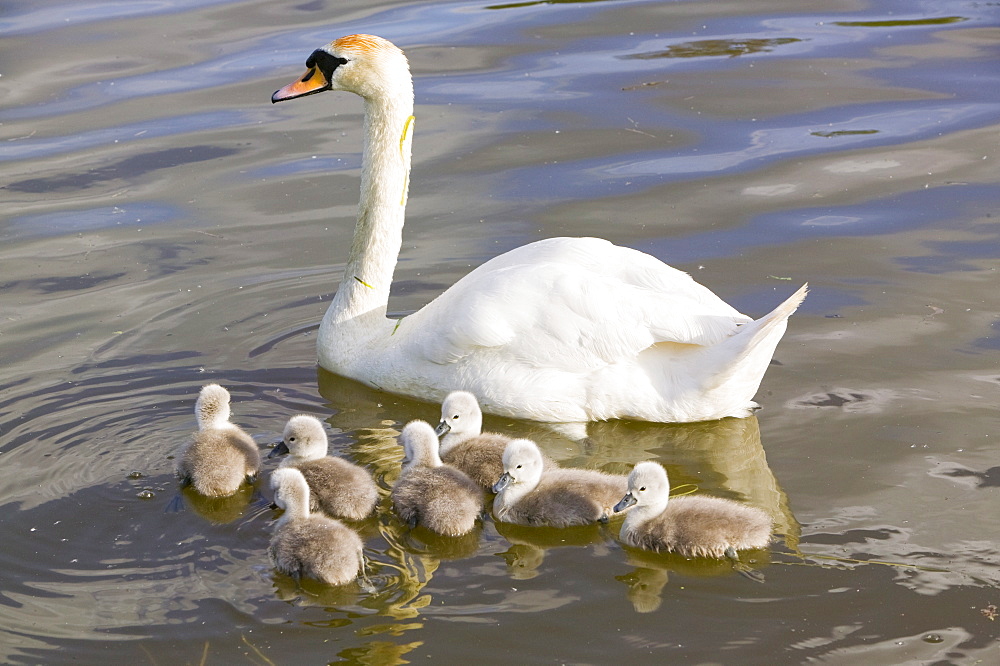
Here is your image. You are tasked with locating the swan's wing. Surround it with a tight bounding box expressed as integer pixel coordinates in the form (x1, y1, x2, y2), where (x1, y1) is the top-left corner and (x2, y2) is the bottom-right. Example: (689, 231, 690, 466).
(410, 238, 750, 369)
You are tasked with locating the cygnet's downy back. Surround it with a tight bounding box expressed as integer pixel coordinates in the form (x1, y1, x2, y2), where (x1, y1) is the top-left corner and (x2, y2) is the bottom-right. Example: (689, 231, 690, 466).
(391, 420, 483, 536)
(176, 384, 261, 497)
(268, 467, 365, 586)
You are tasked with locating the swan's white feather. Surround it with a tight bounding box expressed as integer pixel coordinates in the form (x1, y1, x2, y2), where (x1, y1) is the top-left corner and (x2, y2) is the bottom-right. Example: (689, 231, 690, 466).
(414, 237, 749, 369)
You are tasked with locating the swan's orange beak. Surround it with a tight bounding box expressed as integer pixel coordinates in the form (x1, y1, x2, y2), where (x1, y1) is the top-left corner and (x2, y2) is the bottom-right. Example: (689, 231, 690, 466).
(272, 66, 331, 103)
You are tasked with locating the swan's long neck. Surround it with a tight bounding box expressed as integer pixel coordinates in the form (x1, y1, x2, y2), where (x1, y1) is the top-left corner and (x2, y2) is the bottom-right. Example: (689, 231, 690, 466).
(326, 89, 414, 327)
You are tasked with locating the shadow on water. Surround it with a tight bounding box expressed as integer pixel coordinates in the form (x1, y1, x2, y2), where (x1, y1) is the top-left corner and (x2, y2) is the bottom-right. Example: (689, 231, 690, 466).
(3, 146, 240, 194)
(617, 545, 773, 613)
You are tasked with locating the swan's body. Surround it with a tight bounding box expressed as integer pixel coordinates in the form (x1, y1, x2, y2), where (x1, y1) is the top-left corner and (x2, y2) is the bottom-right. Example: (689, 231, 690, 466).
(391, 420, 484, 536)
(273, 34, 806, 423)
(176, 384, 260, 497)
(435, 391, 557, 489)
(492, 439, 627, 527)
(614, 462, 772, 558)
(268, 468, 365, 585)
(268, 415, 379, 521)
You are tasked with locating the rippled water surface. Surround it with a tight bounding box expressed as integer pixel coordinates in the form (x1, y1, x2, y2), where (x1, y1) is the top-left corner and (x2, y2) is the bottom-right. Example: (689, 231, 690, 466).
(2, 0, 999, 662)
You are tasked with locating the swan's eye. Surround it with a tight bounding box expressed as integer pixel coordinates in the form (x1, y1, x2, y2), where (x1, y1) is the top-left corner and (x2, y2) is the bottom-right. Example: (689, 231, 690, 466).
(306, 50, 349, 79)
(516, 464, 522, 469)
(288, 437, 296, 443)
(639, 486, 646, 492)
(453, 414, 460, 420)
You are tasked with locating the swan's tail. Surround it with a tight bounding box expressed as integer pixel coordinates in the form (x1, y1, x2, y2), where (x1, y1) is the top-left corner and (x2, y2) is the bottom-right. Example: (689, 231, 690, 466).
(701, 283, 808, 415)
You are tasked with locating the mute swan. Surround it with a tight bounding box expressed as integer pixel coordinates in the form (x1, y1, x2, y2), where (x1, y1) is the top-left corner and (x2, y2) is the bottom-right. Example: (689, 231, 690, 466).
(614, 461, 772, 559)
(434, 390, 558, 489)
(492, 439, 627, 527)
(272, 34, 807, 423)
(268, 414, 379, 521)
(269, 467, 365, 585)
(176, 384, 261, 497)
(391, 420, 483, 536)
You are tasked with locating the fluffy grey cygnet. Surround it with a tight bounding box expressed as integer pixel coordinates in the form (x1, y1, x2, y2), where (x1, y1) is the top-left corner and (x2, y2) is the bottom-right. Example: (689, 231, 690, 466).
(268, 467, 365, 586)
(391, 420, 484, 536)
(435, 390, 557, 489)
(492, 439, 627, 528)
(176, 384, 261, 497)
(268, 414, 378, 521)
(614, 461, 772, 559)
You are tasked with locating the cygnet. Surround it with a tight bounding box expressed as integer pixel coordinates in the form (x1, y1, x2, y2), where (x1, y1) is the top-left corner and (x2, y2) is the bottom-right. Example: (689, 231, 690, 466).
(268, 414, 378, 521)
(268, 467, 365, 585)
(176, 384, 261, 497)
(614, 461, 772, 559)
(435, 390, 557, 489)
(492, 439, 627, 527)
(391, 420, 483, 536)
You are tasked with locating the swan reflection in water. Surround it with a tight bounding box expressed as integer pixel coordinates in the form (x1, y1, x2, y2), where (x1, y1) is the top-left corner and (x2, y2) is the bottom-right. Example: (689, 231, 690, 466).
(312, 371, 798, 613)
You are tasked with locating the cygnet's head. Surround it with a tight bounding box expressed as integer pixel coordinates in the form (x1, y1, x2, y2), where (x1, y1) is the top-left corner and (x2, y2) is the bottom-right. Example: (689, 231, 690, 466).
(398, 420, 441, 468)
(195, 384, 232, 430)
(268, 414, 329, 460)
(492, 439, 543, 493)
(615, 462, 670, 514)
(271, 467, 309, 513)
(435, 390, 483, 438)
(272, 34, 411, 104)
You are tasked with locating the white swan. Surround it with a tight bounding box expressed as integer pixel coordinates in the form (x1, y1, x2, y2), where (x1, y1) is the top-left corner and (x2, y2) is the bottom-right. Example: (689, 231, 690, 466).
(272, 34, 807, 423)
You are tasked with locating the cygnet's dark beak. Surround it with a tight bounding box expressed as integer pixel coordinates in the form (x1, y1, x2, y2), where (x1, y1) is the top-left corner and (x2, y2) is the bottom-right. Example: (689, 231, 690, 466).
(267, 441, 290, 459)
(492, 472, 512, 494)
(434, 420, 450, 437)
(613, 493, 637, 513)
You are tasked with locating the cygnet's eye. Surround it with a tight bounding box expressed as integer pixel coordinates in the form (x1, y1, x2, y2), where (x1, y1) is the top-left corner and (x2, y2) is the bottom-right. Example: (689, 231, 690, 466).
(288, 436, 296, 443)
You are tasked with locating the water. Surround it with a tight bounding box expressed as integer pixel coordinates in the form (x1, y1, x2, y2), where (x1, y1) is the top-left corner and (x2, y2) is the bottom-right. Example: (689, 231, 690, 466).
(2, 0, 999, 662)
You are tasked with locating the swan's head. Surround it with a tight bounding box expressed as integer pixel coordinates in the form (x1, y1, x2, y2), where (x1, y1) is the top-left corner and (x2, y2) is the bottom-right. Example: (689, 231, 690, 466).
(272, 34, 410, 103)
(195, 383, 232, 430)
(435, 390, 484, 438)
(398, 420, 441, 469)
(493, 439, 543, 493)
(269, 414, 329, 461)
(615, 461, 670, 513)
